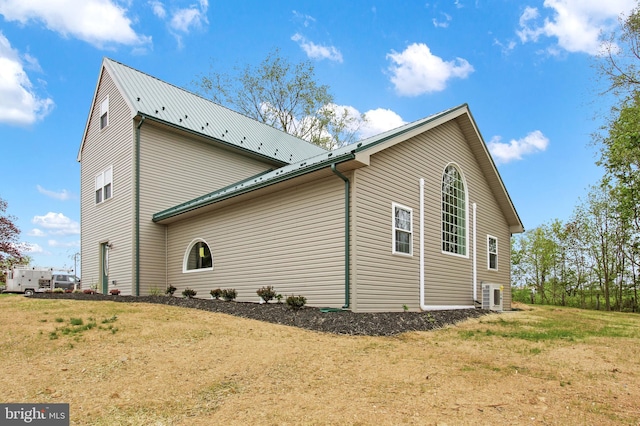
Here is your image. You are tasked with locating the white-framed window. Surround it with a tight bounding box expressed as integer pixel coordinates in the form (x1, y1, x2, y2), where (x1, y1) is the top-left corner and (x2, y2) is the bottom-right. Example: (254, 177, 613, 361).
(183, 239, 213, 272)
(392, 203, 413, 256)
(488, 235, 498, 270)
(442, 163, 467, 256)
(100, 96, 109, 129)
(95, 166, 113, 204)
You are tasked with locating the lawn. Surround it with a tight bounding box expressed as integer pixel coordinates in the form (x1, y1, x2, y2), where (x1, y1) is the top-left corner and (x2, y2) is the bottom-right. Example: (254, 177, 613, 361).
(1, 294, 639, 425)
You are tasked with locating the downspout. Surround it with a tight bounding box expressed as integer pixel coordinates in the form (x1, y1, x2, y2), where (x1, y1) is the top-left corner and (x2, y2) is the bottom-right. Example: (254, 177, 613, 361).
(331, 163, 350, 309)
(420, 178, 427, 311)
(135, 115, 146, 296)
(473, 203, 478, 303)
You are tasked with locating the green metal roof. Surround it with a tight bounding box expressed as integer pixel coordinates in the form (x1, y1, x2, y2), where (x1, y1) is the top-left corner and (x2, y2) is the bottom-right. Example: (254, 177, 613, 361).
(103, 58, 326, 164)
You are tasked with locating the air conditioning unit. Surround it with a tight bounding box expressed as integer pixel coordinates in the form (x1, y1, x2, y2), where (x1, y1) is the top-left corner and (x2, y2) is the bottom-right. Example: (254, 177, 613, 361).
(482, 283, 503, 312)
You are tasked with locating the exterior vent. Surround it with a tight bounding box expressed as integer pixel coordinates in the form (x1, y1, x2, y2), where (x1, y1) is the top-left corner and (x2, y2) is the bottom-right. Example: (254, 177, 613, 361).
(482, 283, 503, 312)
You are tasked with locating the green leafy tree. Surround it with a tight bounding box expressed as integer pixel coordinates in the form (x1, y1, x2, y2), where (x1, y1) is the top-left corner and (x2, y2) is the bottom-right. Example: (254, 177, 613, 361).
(512, 224, 559, 303)
(193, 49, 365, 150)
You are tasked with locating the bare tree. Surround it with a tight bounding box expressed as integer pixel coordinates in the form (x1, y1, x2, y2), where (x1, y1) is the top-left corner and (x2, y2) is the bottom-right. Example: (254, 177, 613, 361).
(193, 49, 365, 150)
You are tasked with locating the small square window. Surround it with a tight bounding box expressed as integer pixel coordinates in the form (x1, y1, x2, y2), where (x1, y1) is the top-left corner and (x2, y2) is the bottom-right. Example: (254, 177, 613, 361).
(392, 203, 412, 256)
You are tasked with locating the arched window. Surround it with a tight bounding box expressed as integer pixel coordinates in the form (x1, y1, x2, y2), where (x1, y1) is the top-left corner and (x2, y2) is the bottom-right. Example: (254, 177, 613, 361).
(183, 239, 213, 272)
(442, 164, 467, 256)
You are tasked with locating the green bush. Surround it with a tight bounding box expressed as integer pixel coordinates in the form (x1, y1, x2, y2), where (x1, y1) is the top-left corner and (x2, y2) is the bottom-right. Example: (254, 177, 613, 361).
(256, 286, 276, 303)
(166, 284, 177, 296)
(221, 288, 237, 301)
(210, 288, 222, 299)
(286, 295, 307, 310)
(53, 288, 65, 294)
(182, 288, 197, 299)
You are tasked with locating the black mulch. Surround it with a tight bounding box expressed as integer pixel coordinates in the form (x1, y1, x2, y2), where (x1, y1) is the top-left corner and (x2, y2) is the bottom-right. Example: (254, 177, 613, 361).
(28, 293, 489, 336)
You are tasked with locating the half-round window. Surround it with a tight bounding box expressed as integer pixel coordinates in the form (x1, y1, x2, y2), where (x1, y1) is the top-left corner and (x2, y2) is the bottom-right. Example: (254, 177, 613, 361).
(183, 239, 213, 272)
(442, 164, 467, 256)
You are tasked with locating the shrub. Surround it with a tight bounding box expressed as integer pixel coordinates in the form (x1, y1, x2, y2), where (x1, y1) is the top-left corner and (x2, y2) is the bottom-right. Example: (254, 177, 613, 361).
(276, 294, 283, 303)
(221, 288, 237, 301)
(286, 295, 307, 310)
(256, 286, 276, 303)
(210, 288, 222, 299)
(109, 289, 121, 295)
(83, 289, 95, 295)
(72, 289, 83, 294)
(53, 288, 65, 294)
(166, 284, 177, 296)
(182, 288, 197, 299)
(149, 287, 162, 296)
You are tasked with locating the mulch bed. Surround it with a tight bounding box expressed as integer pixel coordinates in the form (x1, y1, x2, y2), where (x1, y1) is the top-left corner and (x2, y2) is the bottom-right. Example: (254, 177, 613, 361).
(28, 293, 490, 336)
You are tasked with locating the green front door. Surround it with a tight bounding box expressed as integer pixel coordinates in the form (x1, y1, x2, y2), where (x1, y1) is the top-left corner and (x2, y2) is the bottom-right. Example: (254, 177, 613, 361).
(100, 243, 109, 294)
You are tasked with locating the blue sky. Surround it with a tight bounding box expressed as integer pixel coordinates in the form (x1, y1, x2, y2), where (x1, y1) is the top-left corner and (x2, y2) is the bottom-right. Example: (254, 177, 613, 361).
(0, 0, 636, 272)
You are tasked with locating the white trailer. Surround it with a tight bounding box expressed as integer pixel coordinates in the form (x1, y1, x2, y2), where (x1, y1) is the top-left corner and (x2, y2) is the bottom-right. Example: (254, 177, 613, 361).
(2, 266, 54, 295)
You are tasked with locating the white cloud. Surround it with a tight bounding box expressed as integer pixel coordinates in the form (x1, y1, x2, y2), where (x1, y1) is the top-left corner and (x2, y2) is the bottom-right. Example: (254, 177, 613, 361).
(433, 12, 452, 28)
(292, 10, 316, 27)
(169, 0, 208, 33)
(32, 212, 80, 236)
(0, 0, 151, 48)
(21, 242, 44, 254)
(358, 108, 406, 139)
(291, 33, 343, 63)
(48, 239, 80, 248)
(386, 43, 474, 96)
(0, 32, 54, 126)
(487, 130, 549, 164)
(517, 0, 636, 55)
(149, 0, 166, 19)
(28, 229, 46, 237)
(37, 185, 72, 201)
(493, 38, 517, 55)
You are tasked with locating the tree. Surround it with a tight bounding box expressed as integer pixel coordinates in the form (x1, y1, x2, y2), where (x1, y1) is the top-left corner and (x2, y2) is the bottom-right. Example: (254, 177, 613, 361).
(597, 2, 640, 305)
(599, 3, 640, 99)
(511, 223, 559, 303)
(193, 49, 365, 150)
(0, 197, 23, 266)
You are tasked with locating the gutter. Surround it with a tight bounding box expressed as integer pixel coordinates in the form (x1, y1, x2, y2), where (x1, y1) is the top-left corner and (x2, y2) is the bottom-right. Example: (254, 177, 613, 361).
(135, 115, 145, 296)
(331, 163, 350, 310)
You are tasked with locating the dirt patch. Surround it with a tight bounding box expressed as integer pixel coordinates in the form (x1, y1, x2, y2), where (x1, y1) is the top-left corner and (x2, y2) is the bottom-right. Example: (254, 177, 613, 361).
(29, 293, 489, 336)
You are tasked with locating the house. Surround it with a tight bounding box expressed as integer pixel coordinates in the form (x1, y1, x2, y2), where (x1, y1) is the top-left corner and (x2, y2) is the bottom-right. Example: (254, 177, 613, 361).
(78, 58, 523, 312)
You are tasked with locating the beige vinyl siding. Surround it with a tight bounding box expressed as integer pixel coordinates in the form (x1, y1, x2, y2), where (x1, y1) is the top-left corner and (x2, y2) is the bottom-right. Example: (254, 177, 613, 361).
(476, 209, 511, 309)
(138, 123, 274, 294)
(165, 174, 346, 307)
(352, 120, 512, 311)
(79, 69, 135, 293)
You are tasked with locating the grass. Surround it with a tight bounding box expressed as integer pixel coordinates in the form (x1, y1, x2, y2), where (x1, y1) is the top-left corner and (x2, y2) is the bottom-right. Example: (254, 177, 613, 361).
(460, 305, 640, 342)
(1, 298, 639, 425)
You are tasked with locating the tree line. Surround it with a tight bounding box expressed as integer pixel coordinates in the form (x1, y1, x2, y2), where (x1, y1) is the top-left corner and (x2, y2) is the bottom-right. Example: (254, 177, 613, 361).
(512, 3, 640, 311)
